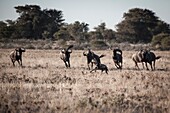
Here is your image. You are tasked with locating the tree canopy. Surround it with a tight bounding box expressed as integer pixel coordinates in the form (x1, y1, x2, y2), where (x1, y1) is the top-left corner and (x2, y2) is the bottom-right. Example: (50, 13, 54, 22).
(0, 6, 170, 50)
(116, 8, 170, 43)
(0, 5, 65, 39)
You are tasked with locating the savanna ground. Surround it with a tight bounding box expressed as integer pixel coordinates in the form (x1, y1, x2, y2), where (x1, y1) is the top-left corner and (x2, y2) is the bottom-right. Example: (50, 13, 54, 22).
(0, 49, 170, 113)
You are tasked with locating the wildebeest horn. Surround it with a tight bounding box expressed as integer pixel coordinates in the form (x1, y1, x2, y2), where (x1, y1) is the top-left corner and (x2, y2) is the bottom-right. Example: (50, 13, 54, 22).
(61, 49, 66, 53)
(15, 48, 19, 51)
(83, 52, 87, 56)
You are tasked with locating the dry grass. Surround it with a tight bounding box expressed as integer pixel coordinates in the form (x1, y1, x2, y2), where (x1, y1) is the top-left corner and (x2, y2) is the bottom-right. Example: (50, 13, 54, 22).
(0, 49, 170, 113)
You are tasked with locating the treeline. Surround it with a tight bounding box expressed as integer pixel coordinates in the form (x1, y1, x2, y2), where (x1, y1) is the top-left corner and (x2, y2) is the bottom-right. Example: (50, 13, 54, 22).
(0, 5, 170, 50)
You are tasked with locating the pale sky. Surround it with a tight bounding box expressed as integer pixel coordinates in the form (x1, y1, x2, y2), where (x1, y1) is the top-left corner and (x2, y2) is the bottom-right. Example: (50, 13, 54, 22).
(0, 0, 170, 31)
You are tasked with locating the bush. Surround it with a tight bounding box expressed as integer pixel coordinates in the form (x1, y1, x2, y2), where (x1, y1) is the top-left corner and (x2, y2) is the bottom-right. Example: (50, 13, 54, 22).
(43, 44, 52, 49)
(161, 37, 170, 50)
(152, 33, 170, 50)
(25, 44, 36, 49)
(90, 40, 108, 49)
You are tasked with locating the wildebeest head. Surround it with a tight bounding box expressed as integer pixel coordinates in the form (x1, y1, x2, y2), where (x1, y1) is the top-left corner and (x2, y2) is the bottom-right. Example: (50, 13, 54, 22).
(16, 47, 25, 52)
(15, 48, 25, 55)
(83, 49, 93, 59)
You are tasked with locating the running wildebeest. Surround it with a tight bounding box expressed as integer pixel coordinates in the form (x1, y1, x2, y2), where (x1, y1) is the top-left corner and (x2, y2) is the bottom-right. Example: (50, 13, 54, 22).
(90, 63, 108, 74)
(112, 48, 123, 69)
(10, 47, 26, 66)
(87, 51, 108, 74)
(83, 49, 105, 70)
(83, 49, 94, 70)
(143, 50, 161, 70)
(132, 50, 145, 70)
(132, 50, 161, 70)
(60, 45, 73, 68)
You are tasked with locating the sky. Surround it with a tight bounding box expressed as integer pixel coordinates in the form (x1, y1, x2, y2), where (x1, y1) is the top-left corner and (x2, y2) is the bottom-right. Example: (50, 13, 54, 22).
(0, 0, 170, 31)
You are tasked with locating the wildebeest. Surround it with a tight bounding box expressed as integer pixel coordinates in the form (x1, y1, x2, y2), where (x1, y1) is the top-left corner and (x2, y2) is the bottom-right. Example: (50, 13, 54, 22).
(85, 50, 108, 74)
(90, 63, 108, 74)
(132, 50, 145, 70)
(143, 50, 161, 70)
(83, 49, 105, 70)
(112, 48, 123, 69)
(10, 47, 26, 66)
(60, 45, 73, 68)
(83, 49, 94, 70)
(132, 50, 161, 70)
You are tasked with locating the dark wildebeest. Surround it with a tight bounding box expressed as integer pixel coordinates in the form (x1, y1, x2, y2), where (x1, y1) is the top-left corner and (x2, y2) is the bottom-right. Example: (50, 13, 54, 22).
(112, 48, 123, 69)
(90, 63, 108, 74)
(132, 50, 145, 70)
(83, 49, 94, 70)
(143, 50, 161, 70)
(60, 45, 73, 68)
(132, 50, 161, 70)
(88, 51, 108, 74)
(83, 49, 105, 70)
(10, 47, 26, 66)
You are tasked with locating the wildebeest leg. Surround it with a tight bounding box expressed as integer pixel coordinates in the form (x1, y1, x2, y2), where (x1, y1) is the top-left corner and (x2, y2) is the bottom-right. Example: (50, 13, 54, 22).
(17, 60, 21, 66)
(114, 60, 120, 69)
(90, 67, 97, 73)
(105, 69, 108, 74)
(87, 63, 90, 70)
(11, 59, 15, 66)
(118, 64, 121, 69)
(90, 68, 95, 73)
(149, 62, 153, 71)
(117, 63, 121, 69)
(101, 70, 103, 74)
(142, 62, 145, 69)
(135, 62, 140, 70)
(118, 62, 122, 69)
(67, 60, 70, 67)
(91, 62, 93, 70)
(115, 63, 119, 69)
(120, 62, 122, 69)
(64, 61, 68, 67)
(20, 59, 22, 66)
(145, 62, 149, 70)
(153, 60, 156, 70)
(87, 63, 92, 70)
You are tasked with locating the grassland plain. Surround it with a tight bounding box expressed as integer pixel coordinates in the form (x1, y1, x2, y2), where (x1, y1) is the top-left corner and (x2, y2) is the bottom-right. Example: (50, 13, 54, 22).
(0, 49, 170, 113)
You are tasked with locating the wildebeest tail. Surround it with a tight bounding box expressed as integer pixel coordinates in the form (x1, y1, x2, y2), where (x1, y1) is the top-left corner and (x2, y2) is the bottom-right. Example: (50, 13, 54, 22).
(155, 56, 161, 60)
(105, 66, 109, 74)
(106, 66, 109, 71)
(99, 54, 105, 58)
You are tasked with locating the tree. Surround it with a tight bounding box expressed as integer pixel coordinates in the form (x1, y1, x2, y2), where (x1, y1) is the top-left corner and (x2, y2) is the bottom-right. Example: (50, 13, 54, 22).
(14, 5, 42, 39)
(94, 22, 106, 33)
(0, 21, 7, 38)
(0, 21, 15, 39)
(13, 5, 65, 39)
(152, 33, 170, 50)
(67, 21, 89, 44)
(53, 26, 73, 41)
(43, 9, 65, 39)
(90, 22, 116, 42)
(116, 8, 170, 43)
(102, 29, 116, 42)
